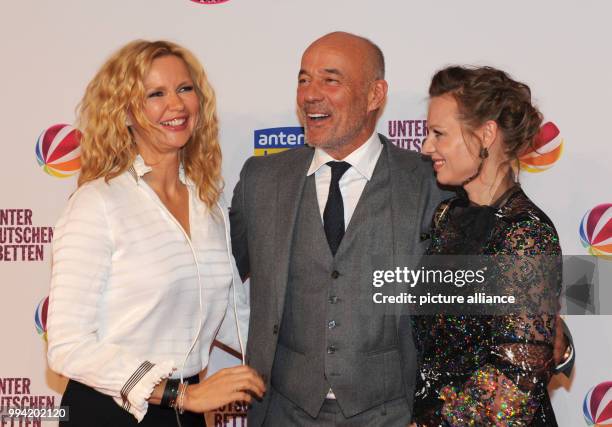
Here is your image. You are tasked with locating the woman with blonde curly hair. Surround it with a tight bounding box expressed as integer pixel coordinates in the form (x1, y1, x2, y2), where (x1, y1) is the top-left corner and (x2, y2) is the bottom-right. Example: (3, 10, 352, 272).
(47, 40, 264, 427)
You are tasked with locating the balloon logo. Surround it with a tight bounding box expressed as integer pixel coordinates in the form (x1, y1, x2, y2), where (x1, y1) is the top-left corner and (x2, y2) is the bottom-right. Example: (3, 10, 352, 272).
(35, 124, 81, 178)
(580, 203, 612, 260)
(519, 121, 564, 173)
(189, 0, 230, 4)
(584, 382, 612, 426)
(34, 296, 49, 341)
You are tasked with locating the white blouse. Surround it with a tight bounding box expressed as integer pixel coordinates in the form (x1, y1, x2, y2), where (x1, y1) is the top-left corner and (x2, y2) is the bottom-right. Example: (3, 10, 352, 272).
(47, 158, 249, 421)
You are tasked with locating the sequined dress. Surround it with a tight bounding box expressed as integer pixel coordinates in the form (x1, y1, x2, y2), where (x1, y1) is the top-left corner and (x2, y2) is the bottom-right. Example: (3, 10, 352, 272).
(412, 186, 561, 426)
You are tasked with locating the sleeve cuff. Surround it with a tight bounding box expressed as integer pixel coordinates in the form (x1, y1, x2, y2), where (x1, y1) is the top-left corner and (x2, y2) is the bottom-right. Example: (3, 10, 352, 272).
(113, 360, 175, 422)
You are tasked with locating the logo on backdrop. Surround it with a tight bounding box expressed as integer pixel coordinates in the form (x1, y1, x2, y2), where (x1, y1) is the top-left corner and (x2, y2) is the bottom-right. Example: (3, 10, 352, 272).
(0, 378, 57, 411)
(0, 209, 54, 262)
(583, 381, 612, 426)
(254, 127, 304, 156)
(208, 401, 247, 427)
(519, 121, 563, 173)
(189, 0, 230, 4)
(34, 296, 49, 341)
(580, 203, 612, 259)
(385, 119, 428, 153)
(35, 124, 81, 178)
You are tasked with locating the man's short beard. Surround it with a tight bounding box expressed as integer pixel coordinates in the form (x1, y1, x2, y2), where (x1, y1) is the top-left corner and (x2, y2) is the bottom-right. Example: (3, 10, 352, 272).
(305, 118, 366, 151)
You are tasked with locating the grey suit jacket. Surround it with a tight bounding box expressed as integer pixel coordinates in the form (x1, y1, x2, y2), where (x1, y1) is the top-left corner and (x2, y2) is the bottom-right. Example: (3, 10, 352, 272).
(230, 135, 447, 425)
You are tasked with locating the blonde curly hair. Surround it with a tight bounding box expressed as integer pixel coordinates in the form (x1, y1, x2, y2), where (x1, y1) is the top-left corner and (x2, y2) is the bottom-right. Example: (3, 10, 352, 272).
(77, 40, 222, 209)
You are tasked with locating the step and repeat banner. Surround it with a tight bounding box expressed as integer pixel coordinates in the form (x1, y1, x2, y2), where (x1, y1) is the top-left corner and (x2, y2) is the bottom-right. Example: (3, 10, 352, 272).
(1, 1, 611, 426)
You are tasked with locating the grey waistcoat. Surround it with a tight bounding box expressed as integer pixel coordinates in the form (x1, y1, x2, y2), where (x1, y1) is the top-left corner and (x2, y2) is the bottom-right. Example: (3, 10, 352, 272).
(270, 153, 407, 418)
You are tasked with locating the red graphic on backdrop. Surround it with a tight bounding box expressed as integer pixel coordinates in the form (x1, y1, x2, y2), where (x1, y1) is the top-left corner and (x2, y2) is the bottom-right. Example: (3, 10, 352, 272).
(519, 121, 563, 173)
(190, 0, 230, 4)
(35, 124, 81, 178)
(579, 203, 612, 259)
(583, 381, 612, 425)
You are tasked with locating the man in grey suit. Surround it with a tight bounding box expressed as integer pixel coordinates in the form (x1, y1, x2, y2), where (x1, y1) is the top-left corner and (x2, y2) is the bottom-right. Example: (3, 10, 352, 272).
(230, 31, 577, 427)
(230, 31, 444, 426)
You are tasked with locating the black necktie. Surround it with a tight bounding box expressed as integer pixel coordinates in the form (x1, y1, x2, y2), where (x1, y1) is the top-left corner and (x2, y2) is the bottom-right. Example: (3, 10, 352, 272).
(323, 161, 351, 256)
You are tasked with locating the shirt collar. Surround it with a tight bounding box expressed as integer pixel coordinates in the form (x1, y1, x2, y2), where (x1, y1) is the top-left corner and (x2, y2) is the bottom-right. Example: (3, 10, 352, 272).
(306, 132, 382, 180)
(130, 154, 191, 186)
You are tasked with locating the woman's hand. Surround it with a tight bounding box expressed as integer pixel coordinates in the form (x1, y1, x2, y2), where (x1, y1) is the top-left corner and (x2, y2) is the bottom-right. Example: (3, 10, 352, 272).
(183, 365, 266, 413)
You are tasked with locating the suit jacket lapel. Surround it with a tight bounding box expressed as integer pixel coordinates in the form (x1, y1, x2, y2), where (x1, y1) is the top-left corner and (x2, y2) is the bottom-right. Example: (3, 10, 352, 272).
(384, 137, 423, 320)
(385, 137, 421, 264)
(274, 148, 315, 319)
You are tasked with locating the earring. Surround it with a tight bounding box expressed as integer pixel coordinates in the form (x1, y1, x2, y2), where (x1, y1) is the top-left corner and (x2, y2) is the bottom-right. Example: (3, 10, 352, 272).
(479, 146, 489, 159)
(126, 117, 133, 127)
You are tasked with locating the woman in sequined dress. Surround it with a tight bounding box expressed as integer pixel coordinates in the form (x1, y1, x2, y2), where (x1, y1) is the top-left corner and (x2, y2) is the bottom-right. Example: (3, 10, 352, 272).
(411, 66, 561, 426)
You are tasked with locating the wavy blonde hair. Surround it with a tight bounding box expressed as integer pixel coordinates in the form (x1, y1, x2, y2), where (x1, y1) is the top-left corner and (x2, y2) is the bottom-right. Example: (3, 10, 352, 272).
(77, 40, 222, 209)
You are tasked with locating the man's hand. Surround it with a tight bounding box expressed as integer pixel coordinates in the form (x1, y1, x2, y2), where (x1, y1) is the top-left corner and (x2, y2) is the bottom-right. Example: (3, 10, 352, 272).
(553, 314, 570, 367)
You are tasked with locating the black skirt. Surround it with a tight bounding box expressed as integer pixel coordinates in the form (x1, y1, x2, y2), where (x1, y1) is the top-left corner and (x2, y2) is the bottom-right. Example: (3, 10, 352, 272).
(60, 377, 206, 427)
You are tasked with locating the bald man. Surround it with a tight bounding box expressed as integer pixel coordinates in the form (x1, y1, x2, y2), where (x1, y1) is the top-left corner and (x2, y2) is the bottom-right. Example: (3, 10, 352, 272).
(230, 32, 445, 426)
